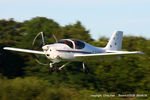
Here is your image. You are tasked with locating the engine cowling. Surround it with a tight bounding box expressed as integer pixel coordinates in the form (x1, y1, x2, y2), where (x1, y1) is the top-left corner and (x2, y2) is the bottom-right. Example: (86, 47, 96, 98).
(42, 45, 60, 63)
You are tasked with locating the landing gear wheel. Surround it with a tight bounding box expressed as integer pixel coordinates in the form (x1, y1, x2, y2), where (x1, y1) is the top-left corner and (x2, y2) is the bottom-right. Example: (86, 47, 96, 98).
(49, 67, 55, 72)
(49, 66, 60, 72)
(55, 67, 61, 72)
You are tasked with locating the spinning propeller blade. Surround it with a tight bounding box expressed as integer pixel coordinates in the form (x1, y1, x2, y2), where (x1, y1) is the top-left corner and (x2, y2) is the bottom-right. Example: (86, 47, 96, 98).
(32, 31, 58, 65)
(32, 32, 45, 47)
(32, 32, 48, 65)
(53, 34, 58, 42)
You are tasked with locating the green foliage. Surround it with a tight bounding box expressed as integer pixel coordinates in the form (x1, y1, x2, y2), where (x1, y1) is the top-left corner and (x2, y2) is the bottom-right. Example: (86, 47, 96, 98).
(19, 17, 61, 49)
(0, 18, 24, 46)
(62, 21, 92, 42)
(0, 77, 95, 100)
(1, 77, 145, 100)
(0, 17, 150, 99)
(0, 44, 25, 78)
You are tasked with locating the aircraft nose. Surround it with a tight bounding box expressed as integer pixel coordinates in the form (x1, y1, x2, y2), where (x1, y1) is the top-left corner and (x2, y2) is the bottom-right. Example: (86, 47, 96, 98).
(42, 45, 48, 51)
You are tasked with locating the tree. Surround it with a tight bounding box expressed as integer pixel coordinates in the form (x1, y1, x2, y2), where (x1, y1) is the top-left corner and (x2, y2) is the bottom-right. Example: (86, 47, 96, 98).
(0, 19, 25, 78)
(62, 21, 93, 42)
(0, 18, 24, 46)
(1, 17, 150, 96)
(19, 17, 62, 49)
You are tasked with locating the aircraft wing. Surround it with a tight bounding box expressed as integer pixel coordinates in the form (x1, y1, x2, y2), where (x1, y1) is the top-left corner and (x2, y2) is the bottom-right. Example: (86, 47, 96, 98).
(3, 47, 45, 55)
(74, 51, 144, 58)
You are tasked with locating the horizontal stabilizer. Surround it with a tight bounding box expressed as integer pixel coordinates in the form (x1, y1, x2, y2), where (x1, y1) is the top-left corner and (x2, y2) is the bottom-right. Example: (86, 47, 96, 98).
(106, 50, 144, 54)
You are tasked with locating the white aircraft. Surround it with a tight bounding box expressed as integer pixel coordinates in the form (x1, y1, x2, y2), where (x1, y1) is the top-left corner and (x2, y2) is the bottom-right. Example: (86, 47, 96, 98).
(4, 31, 143, 71)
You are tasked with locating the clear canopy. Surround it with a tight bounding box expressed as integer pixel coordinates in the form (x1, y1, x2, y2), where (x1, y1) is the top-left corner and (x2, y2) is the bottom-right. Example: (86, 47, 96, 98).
(57, 39, 85, 49)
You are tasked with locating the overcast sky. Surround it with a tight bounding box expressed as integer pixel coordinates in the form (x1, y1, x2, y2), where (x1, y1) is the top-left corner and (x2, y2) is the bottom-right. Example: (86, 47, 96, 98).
(0, 0, 150, 40)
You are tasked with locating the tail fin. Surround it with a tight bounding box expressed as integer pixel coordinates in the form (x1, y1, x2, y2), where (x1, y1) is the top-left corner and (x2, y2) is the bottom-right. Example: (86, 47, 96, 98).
(105, 31, 123, 51)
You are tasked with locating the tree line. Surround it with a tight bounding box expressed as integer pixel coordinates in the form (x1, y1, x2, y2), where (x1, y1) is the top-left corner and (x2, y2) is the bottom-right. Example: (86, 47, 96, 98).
(0, 17, 150, 100)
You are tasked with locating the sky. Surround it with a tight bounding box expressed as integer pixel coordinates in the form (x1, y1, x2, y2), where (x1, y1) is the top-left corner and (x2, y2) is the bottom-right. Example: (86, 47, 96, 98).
(0, 0, 150, 40)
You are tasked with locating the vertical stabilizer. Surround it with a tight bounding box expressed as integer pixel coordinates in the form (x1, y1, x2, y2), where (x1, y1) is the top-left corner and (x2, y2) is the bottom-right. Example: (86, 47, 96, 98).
(105, 31, 123, 51)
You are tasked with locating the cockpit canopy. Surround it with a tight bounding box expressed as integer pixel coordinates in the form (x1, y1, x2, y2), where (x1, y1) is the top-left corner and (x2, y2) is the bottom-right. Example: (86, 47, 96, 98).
(57, 39, 85, 49)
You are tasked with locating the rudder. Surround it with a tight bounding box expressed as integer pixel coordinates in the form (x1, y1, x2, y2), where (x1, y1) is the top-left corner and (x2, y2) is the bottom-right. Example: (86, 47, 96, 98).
(105, 31, 123, 51)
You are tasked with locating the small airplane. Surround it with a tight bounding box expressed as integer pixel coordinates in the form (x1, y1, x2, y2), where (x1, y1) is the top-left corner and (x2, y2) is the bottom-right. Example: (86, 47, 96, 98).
(4, 31, 144, 71)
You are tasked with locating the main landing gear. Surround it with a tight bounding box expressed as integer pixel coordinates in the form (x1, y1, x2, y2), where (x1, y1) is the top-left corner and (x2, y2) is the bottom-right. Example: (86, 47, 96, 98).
(49, 62, 89, 73)
(82, 62, 89, 73)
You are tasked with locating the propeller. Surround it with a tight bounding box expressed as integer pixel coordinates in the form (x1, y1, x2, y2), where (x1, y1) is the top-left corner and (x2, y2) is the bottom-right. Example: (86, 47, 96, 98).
(53, 34, 58, 42)
(32, 32, 45, 49)
(32, 32, 58, 65)
(32, 54, 48, 65)
(32, 32, 48, 65)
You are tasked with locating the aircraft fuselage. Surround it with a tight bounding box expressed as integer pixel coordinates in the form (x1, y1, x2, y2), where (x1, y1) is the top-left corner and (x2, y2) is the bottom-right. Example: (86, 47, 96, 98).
(42, 39, 105, 63)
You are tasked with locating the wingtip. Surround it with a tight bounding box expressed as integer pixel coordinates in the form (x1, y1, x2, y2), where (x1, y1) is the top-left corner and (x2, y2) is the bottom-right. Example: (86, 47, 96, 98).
(138, 52, 145, 55)
(3, 47, 7, 50)
(3, 47, 10, 50)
